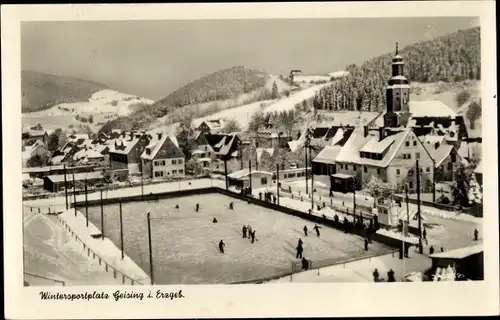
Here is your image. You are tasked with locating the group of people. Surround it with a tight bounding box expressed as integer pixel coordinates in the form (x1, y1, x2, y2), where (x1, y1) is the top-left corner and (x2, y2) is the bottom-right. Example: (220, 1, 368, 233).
(242, 224, 257, 243)
(373, 268, 396, 282)
(259, 191, 277, 205)
(303, 224, 322, 237)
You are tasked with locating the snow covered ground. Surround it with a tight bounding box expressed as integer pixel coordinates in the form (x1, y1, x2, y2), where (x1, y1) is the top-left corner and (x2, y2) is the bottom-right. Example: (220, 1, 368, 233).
(263, 83, 330, 114)
(23, 89, 154, 127)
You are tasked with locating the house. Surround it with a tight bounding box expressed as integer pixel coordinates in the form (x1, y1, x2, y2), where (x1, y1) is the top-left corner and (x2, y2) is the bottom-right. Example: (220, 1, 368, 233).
(43, 171, 104, 193)
(227, 169, 273, 190)
(431, 143, 465, 182)
(428, 243, 483, 281)
(22, 140, 50, 167)
(109, 131, 151, 175)
(22, 129, 49, 147)
(197, 119, 226, 134)
(141, 132, 185, 179)
(312, 145, 342, 176)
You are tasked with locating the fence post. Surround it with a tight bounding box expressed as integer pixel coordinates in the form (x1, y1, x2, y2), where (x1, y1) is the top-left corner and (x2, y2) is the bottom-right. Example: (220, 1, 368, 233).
(122, 274, 125, 284)
(105, 263, 108, 272)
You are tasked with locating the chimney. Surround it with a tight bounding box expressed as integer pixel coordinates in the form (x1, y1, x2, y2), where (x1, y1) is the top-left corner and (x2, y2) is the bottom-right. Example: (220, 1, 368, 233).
(378, 127, 385, 141)
(363, 126, 368, 138)
(114, 140, 118, 149)
(157, 132, 162, 140)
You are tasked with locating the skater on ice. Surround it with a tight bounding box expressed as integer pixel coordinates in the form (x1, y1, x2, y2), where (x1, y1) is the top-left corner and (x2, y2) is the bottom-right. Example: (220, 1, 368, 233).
(212, 217, 218, 223)
(242, 225, 247, 238)
(303, 225, 308, 236)
(313, 224, 321, 237)
(218, 240, 225, 253)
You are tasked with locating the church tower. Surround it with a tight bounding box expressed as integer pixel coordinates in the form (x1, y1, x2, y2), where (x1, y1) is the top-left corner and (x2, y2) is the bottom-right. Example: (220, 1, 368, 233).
(383, 43, 411, 128)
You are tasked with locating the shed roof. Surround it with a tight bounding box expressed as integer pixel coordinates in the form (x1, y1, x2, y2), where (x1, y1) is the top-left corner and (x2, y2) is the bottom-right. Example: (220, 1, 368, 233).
(429, 243, 483, 260)
(45, 171, 103, 183)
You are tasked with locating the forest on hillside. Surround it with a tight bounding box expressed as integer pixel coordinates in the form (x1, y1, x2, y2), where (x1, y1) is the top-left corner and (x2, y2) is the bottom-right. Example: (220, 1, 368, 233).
(154, 66, 270, 108)
(21, 71, 108, 113)
(313, 27, 481, 112)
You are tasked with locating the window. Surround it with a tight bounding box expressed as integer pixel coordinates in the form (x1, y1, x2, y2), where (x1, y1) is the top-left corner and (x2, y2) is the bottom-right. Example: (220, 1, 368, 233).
(405, 141, 410, 147)
(409, 181, 413, 189)
(353, 165, 357, 171)
(178, 159, 183, 164)
(407, 154, 411, 159)
(403, 154, 406, 159)
(451, 153, 456, 163)
(364, 166, 367, 173)
(426, 167, 430, 172)
(261, 177, 268, 185)
(447, 163, 453, 170)
(416, 152, 420, 159)
(340, 164, 343, 170)
(346, 165, 349, 170)
(179, 170, 184, 174)
(154, 171, 163, 177)
(172, 170, 177, 174)
(172, 159, 177, 165)
(377, 168, 381, 174)
(420, 168, 423, 173)
(413, 141, 417, 146)
(396, 169, 401, 175)
(408, 170, 414, 176)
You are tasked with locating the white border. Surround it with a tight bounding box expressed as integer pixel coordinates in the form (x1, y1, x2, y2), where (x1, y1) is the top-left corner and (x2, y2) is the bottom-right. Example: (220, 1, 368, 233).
(2, 2, 498, 318)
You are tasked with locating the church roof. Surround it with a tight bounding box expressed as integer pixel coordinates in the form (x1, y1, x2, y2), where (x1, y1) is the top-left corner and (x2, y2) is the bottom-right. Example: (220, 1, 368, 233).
(408, 101, 457, 118)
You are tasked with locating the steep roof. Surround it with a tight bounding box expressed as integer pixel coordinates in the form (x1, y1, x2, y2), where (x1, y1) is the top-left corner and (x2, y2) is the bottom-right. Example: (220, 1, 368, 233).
(218, 134, 239, 156)
(430, 144, 455, 167)
(141, 135, 184, 160)
(313, 146, 342, 165)
(408, 100, 457, 118)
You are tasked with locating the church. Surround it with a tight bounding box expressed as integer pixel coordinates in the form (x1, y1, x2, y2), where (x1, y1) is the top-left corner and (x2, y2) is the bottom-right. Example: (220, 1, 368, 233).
(314, 43, 469, 194)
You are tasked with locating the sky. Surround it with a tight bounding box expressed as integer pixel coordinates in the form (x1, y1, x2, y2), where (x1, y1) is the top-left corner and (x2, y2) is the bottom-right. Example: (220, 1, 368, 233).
(22, 17, 479, 100)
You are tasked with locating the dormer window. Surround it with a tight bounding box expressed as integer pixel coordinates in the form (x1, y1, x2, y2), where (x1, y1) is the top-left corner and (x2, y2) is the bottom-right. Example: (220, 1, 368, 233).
(146, 148, 151, 155)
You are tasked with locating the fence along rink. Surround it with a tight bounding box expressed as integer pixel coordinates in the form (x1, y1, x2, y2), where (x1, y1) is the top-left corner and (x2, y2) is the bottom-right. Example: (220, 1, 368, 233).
(23, 204, 145, 286)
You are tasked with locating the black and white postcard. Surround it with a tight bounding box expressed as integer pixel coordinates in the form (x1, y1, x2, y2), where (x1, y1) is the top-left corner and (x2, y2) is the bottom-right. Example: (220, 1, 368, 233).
(2, 2, 498, 318)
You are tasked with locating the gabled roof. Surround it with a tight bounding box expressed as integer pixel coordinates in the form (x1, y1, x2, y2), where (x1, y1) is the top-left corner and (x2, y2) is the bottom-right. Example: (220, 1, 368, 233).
(218, 134, 239, 156)
(430, 144, 455, 167)
(359, 136, 395, 154)
(204, 134, 226, 148)
(141, 135, 184, 160)
(227, 169, 273, 179)
(313, 146, 342, 165)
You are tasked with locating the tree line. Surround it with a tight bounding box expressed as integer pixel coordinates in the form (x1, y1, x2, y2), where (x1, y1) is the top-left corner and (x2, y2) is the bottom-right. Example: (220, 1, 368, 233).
(313, 27, 480, 113)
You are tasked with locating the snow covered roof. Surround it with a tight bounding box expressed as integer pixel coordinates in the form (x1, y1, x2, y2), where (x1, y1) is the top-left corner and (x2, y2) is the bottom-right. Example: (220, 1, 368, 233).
(313, 146, 342, 164)
(429, 243, 483, 260)
(288, 140, 304, 153)
(331, 173, 353, 179)
(227, 169, 273, 179)
(359, 136, 394, 154)
(430, 144, 455, 167)
(335, 128, 411, 167)
(422, 135, 444, 146)
(51, 155, 66, 165)
(141, 135, 182, 160)
(196, 157, 212, 163)
(408, 101, 457, 118)
(45, 171, 103, 183)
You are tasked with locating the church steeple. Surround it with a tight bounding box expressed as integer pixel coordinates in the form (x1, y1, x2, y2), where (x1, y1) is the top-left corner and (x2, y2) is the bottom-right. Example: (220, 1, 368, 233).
(384, 42, 412, 128)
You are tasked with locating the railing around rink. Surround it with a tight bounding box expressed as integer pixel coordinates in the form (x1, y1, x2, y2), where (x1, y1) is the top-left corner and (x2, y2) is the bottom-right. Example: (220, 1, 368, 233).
(24, 272, 66, 286)
(22, 204, 146, 286)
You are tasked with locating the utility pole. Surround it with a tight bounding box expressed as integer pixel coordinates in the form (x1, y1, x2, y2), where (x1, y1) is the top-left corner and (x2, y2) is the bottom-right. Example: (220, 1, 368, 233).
(100, 189, 104, 239)
(239, 141, 243, 170)
(254, 137, 259, 171)
(304, 144, 309, 194)
(147, 211, 154, 285)
(432, 159, 436, 203)
(276, 164, 280, 205)
(63, 164, 68, 210)
(353, 182, 357, 222)
(248, 158, 253, 192)
(119, 199, 124, 259)
(141, 172, 144, 200)
(310, 144, 314, 211)
(72, 170, 77, 217)
(224, 158, 228, 190)
(84, 179, 88, 227)
(416, 160, 423, 254)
